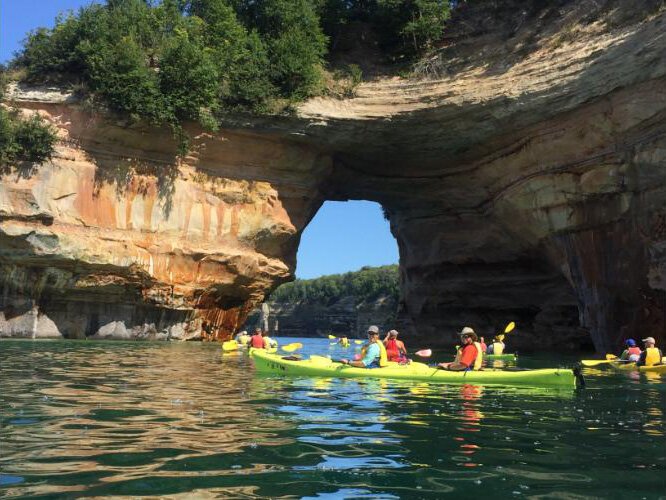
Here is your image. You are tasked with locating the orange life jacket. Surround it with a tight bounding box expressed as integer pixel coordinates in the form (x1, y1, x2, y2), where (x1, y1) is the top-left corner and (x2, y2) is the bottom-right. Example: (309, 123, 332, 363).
(250, 334, 264, 348)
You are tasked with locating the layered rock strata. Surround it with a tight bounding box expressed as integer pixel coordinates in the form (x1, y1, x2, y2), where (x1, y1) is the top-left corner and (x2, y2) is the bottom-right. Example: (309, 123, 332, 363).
(1, 0, 664, 350)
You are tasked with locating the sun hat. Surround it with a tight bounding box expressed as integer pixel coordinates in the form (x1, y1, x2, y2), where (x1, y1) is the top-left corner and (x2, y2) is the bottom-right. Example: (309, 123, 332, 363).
(458, 326, 475, 335)
(642, 337, 656, 344)
(367, 325, 380, 334)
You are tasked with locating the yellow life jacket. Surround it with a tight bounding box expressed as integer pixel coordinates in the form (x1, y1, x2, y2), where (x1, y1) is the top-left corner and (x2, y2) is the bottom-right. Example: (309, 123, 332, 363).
(492, 341, 505, 355)
(361, 340, 388, 367)
(644, 347, 661, 366)
(377, 340, 388, 367)
(472, 342, 483, 370)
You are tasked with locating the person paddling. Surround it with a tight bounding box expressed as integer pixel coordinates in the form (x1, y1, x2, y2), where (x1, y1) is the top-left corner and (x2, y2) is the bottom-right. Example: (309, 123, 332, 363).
(479, 336, 487, 354)
(486, 335, 505, 355)
(619, 339, 641, 362)
(340, 325, 387, 368)
(337, 336, 350, 347)
(250, 327, 265, 349)
(438, 327, 483, 371)
(383, 329, 408, 363)
(235, 330, 250, 346)
(636, 337, 663, 367)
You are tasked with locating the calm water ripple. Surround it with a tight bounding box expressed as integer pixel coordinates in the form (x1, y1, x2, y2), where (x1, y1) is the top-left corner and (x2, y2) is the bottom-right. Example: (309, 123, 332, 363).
(1, 338, 665, 498)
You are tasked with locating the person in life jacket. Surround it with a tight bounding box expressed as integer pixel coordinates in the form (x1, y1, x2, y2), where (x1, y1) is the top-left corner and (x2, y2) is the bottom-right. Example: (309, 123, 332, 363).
(235, 330, 250, 345)
(636, 337, 663, 367)
(479, 336, 488, 354)
(263, 333, 278, 349)
(438, 327, 483, 371)
(250, 327, 265, 349)
(383, 329, 408, 363)
(338, 336, 350, 347)
(340, 325, 388, 368)
(486, 335, 505, 355)
(619, 338, 641, 362)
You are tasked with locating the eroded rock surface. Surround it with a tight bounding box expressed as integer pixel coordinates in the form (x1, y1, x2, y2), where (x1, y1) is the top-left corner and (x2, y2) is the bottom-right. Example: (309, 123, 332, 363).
(1, 0, 664, 350)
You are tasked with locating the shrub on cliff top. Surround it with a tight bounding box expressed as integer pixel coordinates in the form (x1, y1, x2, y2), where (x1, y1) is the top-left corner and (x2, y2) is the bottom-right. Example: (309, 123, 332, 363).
(12, 0, 458, 146)
(0, 108, 57, 167)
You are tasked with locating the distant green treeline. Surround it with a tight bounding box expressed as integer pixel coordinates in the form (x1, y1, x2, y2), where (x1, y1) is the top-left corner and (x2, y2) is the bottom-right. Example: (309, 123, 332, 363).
(269, 265, 399, 305)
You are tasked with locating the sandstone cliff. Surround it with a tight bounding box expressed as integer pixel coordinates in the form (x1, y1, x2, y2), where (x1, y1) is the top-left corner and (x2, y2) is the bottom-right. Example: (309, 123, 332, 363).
(1, 0, 664, 351)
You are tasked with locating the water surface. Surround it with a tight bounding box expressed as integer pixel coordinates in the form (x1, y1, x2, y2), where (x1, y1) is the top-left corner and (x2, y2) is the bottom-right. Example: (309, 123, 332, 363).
(1, 338, 665, 498)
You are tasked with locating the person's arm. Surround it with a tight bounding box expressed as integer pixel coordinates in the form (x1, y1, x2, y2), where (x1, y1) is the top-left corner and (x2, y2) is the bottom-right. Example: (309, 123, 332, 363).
(619, 349, 628, 360)
(636, 350, 647, 366)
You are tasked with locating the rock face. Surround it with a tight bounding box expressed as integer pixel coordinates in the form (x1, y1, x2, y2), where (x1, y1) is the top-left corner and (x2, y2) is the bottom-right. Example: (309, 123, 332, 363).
(1, 0, 665, 351)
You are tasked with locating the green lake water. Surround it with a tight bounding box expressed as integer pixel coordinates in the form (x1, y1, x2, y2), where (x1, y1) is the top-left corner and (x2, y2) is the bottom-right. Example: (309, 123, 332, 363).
(1, 338, 665, 499)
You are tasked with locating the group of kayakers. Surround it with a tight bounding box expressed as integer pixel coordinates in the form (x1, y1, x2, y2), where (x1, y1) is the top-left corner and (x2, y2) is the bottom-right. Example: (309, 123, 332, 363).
(619, 337, 663, 366)
(337, 324, 504, 371)
(235, 327, 277, 349)
(339, 325, 409, 368)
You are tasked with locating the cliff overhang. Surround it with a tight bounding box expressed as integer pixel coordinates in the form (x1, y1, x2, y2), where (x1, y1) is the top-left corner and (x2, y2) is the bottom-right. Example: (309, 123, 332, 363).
(1, 0, 665, 351)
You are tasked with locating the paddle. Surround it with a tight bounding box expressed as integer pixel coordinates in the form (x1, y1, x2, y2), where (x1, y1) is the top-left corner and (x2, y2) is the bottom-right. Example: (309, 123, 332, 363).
(415, 349, 432, 358)
(327, 335, 336, 340)
(581, 354, 632, 367)
(281, 342, 303, 353)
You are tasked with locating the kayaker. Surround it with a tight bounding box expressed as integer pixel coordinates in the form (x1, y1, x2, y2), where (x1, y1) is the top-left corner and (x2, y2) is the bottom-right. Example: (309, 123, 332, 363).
(263, 333, 278, 349)
(619, 339, 641, 362)
(338, 336, 350, 347)
(235, 330, 250, 345)
(636, 337, 663, 367)
(479, 336, 487, 354)
(486, 335, 505, 355)
(438, 327, 483, 371)
(340, 325, 388, 368)
(250, 328, 265, 349)
(383, 329, 408, 363)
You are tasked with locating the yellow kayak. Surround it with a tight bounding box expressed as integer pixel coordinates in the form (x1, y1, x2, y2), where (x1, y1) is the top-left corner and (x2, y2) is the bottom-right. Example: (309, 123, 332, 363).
(222, 340, 239, 352)
(250, 349, 578, 388)
(609, 362, 666, 374)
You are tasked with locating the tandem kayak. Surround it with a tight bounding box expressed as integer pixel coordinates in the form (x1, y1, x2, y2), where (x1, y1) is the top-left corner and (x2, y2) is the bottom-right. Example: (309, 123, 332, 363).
(609, 362, 666, 374)
(250, 349, 578, 388)
(484, 354, 517, 361)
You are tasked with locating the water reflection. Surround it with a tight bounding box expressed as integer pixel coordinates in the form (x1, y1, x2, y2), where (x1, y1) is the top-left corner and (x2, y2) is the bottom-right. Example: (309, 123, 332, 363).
(1, 339, 665, 498)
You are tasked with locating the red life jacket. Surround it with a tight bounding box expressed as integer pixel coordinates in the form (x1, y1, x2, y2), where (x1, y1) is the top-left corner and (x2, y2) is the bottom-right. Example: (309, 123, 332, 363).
(627, 347, 641, 356)
(250, 334, 264, 348)
(385, 338, 402, 362)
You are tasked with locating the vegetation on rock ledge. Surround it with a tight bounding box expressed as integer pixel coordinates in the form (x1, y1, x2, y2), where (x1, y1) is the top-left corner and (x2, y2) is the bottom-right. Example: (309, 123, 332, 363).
(9, 0, 458, 151)
(0, 69, 57, 167)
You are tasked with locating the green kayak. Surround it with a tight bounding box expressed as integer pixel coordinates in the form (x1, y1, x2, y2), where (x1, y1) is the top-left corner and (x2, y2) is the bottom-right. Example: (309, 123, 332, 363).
(250, 350, 577, 388)
(484, 353, 517, 361)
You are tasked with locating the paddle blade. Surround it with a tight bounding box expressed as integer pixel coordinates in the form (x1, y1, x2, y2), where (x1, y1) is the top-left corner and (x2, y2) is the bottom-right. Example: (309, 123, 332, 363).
(327, 335, 336, 340)
(605, 354, 617, 360)
(354, 340, 363, 344)
(281, 343, 303, 353)
(581, 359, 613, 367)
(504, 322, 516, 334)
(415, 349, 432, 358)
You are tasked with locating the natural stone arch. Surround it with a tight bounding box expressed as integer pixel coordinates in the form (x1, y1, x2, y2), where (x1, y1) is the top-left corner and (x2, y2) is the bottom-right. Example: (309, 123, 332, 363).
(1, 1, 665, 351)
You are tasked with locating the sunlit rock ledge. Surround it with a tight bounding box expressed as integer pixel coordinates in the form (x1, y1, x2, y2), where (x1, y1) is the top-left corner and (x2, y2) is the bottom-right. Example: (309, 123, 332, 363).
(1, 0, 664, 351)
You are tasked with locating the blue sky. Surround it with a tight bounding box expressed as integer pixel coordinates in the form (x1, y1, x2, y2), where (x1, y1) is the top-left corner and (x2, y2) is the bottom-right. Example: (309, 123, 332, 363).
(0, 0, 399, 279)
